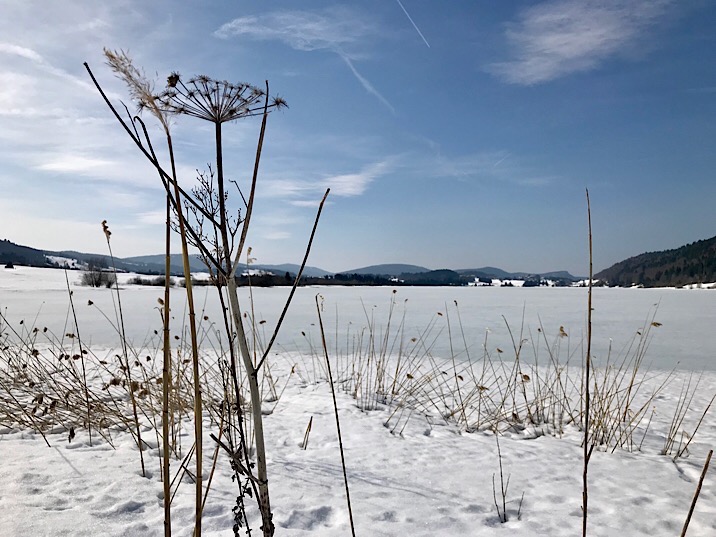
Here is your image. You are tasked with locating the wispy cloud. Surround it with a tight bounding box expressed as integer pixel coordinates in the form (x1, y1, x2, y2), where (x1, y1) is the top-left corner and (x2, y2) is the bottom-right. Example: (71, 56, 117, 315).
(0, 41, 94, 91)
(263, 160, 392, 204)
(136, 209, 166, 225)
(36, 155, 114, 174)
(215, 7, 372, 52)
(263, 230, 291, 240)
(0, 43, 43, 62)
(290, 199, 324, 208)
(215, 8, 395, 112)
(323, 160, 389, 196)
(489, 0, 676, 85)
(411, 150, 557, 187)
(686, 86, 716, 94)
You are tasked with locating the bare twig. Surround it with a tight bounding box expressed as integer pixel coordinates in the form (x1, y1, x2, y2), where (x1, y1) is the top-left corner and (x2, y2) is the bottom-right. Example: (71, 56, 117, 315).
(256, 188, 330, 371)
(680, 449, 713, 537)
(316, 295, 357, 537)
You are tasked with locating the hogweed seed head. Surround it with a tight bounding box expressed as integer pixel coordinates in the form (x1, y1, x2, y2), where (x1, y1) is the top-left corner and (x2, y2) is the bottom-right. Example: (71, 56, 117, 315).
(156, 74, 287, 124)
(167, 72, 180, 88)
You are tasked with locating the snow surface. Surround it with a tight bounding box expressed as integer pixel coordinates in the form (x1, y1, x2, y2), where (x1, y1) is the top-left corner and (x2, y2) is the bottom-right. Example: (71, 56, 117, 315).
(1, 267, 715, 536)
(45, 255, 84, 269)
(2, 266, 715, 371)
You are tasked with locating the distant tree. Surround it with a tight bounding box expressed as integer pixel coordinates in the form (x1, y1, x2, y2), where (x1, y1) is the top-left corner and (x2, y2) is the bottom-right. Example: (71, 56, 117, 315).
(81, 258, 116, 288)
(87, 257, 108, 269)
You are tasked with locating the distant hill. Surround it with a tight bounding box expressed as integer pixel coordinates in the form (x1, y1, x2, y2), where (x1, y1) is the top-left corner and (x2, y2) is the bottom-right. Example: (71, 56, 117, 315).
(541, 270, 580, 280)
(457, 266, 514, 279)
(595, 235, 716, 287)
(400, 269, 463, 285)
(0, 239, 331, 278)
(1, 237, 581, 284)
(43, 250, 200, 275)
(456, 267, 580, 282)
(253, 263, 331, 278)
(0, 239, 47, 267)
(341, 264, 430, 276)
(122, 254, 207, 274)
(122, 255, 330, 277)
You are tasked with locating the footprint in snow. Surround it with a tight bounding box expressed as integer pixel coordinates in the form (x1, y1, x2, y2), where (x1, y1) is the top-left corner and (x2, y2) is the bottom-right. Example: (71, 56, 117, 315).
(280, 505, 334, 530)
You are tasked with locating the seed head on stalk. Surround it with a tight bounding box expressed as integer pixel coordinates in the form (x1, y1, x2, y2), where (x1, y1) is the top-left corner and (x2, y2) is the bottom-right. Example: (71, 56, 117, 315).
(156, 73, 287, 124)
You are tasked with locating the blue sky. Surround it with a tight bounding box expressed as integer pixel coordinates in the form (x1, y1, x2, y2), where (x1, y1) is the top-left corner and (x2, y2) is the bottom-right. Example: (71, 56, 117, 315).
(1, 0, 714, 275)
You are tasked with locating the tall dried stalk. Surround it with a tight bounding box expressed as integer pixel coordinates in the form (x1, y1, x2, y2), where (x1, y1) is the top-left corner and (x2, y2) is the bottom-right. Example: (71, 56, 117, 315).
(101, 49, 202, 536)
(158, 75, 280, 535)
(63, 269, 92, 447)
(680, 449, 713, 537)
(316, 295, 356, 537)
(582, 188, 594, 537)
(102, 220, 146, 478)
(161, 195, 172, 537)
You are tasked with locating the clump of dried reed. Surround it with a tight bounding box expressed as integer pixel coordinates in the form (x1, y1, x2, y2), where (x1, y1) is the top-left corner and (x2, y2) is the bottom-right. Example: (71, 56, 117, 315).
(295, 292, 713, 459)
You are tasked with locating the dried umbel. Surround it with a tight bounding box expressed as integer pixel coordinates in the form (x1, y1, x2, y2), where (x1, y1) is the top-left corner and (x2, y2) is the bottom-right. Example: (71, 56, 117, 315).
(156, 73, 287, 124)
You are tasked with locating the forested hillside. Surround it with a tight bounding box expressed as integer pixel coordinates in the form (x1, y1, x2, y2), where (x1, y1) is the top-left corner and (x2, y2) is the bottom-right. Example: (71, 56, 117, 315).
(595, 235, 716, 287)
(0, 239, 48, 267)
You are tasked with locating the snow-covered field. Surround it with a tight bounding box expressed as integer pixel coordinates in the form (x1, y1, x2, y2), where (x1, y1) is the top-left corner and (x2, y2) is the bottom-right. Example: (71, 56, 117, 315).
(1, 266, 715, 536)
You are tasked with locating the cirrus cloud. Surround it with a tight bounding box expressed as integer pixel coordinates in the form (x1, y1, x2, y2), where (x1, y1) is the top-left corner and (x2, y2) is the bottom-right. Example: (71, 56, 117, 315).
(489, 0, 677, 85)
(215, 7, 395, 113)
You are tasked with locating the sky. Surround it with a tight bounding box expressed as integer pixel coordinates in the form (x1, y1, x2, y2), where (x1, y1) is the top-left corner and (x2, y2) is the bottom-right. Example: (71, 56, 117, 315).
(1, 0, 714, 276)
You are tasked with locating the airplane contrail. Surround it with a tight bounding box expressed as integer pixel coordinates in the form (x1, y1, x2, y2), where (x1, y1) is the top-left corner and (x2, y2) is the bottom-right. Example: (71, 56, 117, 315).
(339, 52, 397, 114)
(492, 155, 508, 168)
(396, 0, 431, 48)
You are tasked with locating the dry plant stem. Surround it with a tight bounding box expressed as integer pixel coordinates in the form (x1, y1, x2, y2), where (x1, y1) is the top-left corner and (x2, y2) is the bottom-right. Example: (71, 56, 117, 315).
(210, 433, 261, 484)
(200, 412, 225, 513)
(223, 93, 327, 535)
(217, 83, 274, 537)
(675, 393, 716, 461)
(229, 81, 270, 272)
(255, 187, 331, 372)
(217, 290, 256, 498)
(165, 135, 204, 537)
(162, 196, 172, 537)
(302, 416, 313, 450)
(680, 449, 713, 537)
(316, 295, 357, 537)
(445, 307, 467, 428)
(492, 433, 508, 523)
(582, 188, 593, 537)
(226, 283, 273, 534)
(104, 231, 146, 478)
(170, 443, 197, 504)
(64, 270, 92, 447)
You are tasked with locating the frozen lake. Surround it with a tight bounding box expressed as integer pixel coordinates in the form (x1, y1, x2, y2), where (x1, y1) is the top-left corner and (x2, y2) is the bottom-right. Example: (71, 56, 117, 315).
(1, 267, 714, 371)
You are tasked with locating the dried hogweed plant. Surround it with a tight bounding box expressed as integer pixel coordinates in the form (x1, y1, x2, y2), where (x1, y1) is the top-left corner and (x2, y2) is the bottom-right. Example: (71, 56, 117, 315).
(85, 52, 327, 537)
